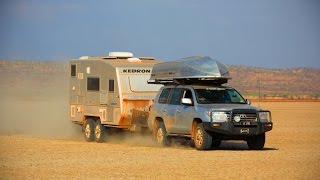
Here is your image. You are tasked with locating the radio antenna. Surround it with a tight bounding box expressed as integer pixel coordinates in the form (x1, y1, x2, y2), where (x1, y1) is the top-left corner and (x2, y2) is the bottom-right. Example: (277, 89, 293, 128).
(258, 70, 261, 108)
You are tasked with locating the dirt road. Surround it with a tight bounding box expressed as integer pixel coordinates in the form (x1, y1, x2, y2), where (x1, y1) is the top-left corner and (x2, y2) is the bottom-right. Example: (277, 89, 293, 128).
(1, 102, 320, 179)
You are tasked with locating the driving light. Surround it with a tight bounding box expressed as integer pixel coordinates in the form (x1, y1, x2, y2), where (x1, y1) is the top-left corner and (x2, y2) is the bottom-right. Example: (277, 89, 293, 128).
(259, 112, 271, 122)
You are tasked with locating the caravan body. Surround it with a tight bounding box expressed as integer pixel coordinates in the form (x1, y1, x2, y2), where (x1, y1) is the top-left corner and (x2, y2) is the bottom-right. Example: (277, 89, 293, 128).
(69, 52, 162, 131)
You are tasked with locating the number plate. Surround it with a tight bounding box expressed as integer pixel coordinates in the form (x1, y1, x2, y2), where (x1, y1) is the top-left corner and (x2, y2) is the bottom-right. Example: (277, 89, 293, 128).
(240, 128, 250, 134)
(240, 121, 251, 126)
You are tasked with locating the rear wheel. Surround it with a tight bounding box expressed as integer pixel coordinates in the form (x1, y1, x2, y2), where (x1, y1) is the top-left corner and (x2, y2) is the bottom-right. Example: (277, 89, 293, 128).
(247, 133, 265, 150)
(94, 120, 107, 143)
(84, 119, 95, 142)
(155, 121, 171, 146)
(194, 123, 212, 150)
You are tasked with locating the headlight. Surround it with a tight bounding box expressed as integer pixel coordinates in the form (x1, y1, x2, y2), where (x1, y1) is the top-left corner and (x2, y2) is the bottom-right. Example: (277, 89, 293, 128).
(259, 112, 271, 122)
(207, 111, 229, 122)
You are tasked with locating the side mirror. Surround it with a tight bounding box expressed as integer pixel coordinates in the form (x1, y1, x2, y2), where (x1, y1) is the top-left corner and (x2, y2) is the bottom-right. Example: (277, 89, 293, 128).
(246, 99, 251, 105)
(181, 98, 192, 105)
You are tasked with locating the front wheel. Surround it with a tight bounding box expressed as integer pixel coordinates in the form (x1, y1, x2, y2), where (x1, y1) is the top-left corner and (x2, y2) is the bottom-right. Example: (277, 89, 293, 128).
(211, 140, 222, 149)
(94, 120, 107, 143)
(194, 123, 212, 150)
(154, 121, 171, 146)
(247, 133, 265, 150)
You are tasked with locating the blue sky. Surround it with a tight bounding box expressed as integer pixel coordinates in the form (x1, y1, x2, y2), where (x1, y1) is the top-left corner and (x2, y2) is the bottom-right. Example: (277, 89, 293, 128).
(1, 0, 319, 68)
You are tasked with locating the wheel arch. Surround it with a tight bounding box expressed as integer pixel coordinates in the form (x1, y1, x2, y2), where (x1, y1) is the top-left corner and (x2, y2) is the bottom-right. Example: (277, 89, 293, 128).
(153, 117, 164, 132)
(85, 116, 100, 122)
(82, 116, 100, 132)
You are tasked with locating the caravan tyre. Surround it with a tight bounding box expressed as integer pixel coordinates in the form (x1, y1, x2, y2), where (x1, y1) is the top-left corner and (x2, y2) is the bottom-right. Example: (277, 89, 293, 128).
(94, 120, 107, 143)
(84, 119, 95, 142)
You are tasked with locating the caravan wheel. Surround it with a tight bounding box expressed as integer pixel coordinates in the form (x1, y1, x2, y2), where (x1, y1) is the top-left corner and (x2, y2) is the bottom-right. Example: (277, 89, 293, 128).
(94, 120, 107, 143)
(84, 119, 95, 142)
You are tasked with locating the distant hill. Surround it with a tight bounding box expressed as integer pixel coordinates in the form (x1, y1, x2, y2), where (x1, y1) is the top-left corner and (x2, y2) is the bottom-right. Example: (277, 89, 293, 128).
(0, 60, 68, 99)
(0, 60, 319, 100)
(228, 65, 320, 100)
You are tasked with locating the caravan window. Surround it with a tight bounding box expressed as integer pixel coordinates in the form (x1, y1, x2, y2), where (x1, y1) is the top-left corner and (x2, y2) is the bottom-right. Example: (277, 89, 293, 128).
(119, 75, 162, 93)
(87, 77, 100, 91)
(109, 79, 114, 92)
(127, 76, 162, 92)
(71, 65, 76, 77)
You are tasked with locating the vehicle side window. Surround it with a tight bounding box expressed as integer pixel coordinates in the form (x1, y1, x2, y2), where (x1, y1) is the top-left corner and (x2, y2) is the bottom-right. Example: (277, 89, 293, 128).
(183, 89, 194, 104)
(169, 88, 184, 105)
(183, 89, 193, 99)
(158, 88, 171, 104)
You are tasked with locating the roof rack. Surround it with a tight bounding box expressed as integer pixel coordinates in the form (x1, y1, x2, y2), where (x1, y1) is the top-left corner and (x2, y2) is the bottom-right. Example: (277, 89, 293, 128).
(148, 56, 231, 85)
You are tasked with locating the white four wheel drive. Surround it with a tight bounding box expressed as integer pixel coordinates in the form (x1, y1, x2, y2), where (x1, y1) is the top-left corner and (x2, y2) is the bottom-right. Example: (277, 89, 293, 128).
(147, 56, 273, 150)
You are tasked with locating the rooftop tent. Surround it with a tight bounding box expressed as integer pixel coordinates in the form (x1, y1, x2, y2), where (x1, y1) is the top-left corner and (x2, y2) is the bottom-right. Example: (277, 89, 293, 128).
(149, 56, 231, 85)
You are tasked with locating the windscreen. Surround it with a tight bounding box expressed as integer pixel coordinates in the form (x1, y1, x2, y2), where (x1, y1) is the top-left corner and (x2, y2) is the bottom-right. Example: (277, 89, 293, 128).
(195, 88, 245, 104)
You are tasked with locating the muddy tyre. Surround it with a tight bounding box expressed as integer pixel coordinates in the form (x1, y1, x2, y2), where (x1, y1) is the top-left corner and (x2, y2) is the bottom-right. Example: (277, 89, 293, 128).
(84, 119, 95, 142)
(94, 120, 107, 143)
(247, 133, 265, 150)
(194, 123, 212, 150)
(155, 121, 171, 146)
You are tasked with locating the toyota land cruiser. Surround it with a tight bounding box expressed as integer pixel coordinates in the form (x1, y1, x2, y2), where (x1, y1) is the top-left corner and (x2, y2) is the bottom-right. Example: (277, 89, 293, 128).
(148, 85, 273, 150)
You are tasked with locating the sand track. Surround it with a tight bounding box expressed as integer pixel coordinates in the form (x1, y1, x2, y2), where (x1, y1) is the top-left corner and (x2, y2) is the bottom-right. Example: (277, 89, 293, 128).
(1, 102, 320, 179)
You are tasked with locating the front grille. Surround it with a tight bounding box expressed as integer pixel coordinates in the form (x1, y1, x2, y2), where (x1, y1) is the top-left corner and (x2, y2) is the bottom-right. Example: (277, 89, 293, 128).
(232, 113, 257, 121)
(231, 110, 257, 127)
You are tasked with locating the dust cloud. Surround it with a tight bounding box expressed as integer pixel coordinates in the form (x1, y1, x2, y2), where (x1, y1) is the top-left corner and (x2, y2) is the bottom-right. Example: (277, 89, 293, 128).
(0, 61, 82, 139)
(105, 130, 196, 149)
(0, 60, 237, 149)
(106, 130, 157, 147)
(0, 96, 82, 139)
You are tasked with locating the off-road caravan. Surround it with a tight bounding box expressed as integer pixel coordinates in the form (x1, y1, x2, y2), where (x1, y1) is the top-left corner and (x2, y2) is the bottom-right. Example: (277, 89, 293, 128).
(69, 52, 162, 142)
